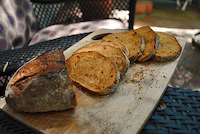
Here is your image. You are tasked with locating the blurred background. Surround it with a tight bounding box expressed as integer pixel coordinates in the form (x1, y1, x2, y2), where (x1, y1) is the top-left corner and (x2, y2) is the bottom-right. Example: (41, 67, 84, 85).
(135, 0, 200, 29)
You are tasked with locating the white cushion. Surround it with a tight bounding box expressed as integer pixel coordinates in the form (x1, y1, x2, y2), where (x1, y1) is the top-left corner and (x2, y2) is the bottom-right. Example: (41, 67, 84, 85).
(29, 19, 126, 46)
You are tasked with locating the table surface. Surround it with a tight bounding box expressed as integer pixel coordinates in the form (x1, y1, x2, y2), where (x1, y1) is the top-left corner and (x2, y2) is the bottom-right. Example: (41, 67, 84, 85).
(0, 32, 200, 134)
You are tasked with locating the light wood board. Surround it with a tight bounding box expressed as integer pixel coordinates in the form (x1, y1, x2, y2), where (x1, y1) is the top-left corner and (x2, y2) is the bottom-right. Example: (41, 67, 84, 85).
(0, 29, 186, 134)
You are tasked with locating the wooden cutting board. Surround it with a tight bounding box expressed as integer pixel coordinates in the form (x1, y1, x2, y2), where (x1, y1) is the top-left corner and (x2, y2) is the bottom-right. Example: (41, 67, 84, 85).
(0, 29, 186, 134)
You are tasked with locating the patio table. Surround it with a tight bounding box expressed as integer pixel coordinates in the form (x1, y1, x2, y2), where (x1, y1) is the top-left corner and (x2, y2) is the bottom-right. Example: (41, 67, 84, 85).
(0, 33, 200, 133)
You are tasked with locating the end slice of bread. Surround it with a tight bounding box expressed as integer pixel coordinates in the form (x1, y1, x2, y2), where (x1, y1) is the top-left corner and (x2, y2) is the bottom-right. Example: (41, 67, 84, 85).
(66, 51, 120, 95)
(135, 26, 159, 62)
(74, 42, 129, 78)
(102, 31, 144, 62)
(152, 32, 182, 62)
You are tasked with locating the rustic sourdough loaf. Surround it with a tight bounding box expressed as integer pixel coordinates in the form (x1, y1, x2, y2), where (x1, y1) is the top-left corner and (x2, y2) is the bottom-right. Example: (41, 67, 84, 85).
(152, 32, 182, 62)
(66, 51, 120, 95)
(74, 42, 129, 77)
(5, 49, 76, 113)
(102, 31, 145, 62)
(134, 26, 159, 62)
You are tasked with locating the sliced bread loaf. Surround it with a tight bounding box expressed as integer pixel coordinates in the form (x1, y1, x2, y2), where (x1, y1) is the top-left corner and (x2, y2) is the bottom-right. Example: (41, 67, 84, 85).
(66, 51, 120, 95)
(152, 32, 182, 62)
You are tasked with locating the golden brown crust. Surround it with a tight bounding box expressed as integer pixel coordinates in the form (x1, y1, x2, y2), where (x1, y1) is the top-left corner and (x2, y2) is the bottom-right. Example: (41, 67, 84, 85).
(102, 31, 144, 62)
(10, 49, 66, 86)
(134, 26, 158, 62)
(67, 51, 120, 95)
(74, 42, 129, 77)
(152, 32, 182, 62)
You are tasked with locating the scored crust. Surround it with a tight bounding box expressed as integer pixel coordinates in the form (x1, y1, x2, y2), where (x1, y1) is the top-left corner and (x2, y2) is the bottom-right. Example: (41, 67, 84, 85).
(74, 42, 129, 78)
(134, 26, 159, 62)
(102, 31, 145, 62)
(9, 49, 66, 86)
(152, 32, 182, 62)
(66, 51, 120, 95)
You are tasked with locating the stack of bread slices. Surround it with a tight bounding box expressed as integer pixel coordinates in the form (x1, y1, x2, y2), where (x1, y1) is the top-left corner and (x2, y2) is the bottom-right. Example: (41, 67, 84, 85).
(66, 26, 182, 95)
(5, 26, 182, 113)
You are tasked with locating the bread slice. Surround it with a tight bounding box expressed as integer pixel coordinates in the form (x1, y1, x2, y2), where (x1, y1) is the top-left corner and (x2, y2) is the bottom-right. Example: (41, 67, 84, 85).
(134, 26, 159, 62)
(100, 41, 129, 56)
(152, 32, 182, 62)
(102, 31, 145, 62)
(5, 49, 76, 113)
(74, 42, 129, 77)
(66, 51, 120, 95)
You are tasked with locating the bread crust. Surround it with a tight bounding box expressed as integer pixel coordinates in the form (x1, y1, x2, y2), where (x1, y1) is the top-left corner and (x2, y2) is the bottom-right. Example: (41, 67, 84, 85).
(152, 32, 182, 62)
(67, 51, 120, 95)
(5, 49, 76, 113)
(74, 42, 129, 78)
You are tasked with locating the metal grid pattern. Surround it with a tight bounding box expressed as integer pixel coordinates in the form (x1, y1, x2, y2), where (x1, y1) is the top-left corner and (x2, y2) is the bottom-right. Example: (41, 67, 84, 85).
(31, 0, 132, 29)
(142, 87, 200, 133)
(0, 87, 199, 133)
(0, 33, 89, 95)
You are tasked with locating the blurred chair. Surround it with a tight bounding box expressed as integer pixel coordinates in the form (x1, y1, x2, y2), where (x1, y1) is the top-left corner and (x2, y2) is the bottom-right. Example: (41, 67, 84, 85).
(31, 0, 136, 29)
(29, 0, 136, 45)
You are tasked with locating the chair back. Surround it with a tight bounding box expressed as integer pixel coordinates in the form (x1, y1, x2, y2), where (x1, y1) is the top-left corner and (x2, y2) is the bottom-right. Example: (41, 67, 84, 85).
(31, 0, 136, 29)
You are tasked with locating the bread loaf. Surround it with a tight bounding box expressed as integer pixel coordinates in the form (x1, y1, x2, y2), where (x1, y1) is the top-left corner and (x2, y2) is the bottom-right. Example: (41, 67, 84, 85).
(74, 42, 129, 78)
(66, 51, 120, 95)
(5, 49, 76, 113)
(152, 32, 182, 62)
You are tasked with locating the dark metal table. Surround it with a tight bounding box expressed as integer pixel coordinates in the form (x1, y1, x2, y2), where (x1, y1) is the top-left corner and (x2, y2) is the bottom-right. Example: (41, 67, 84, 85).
(0, 33, 200, 134)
